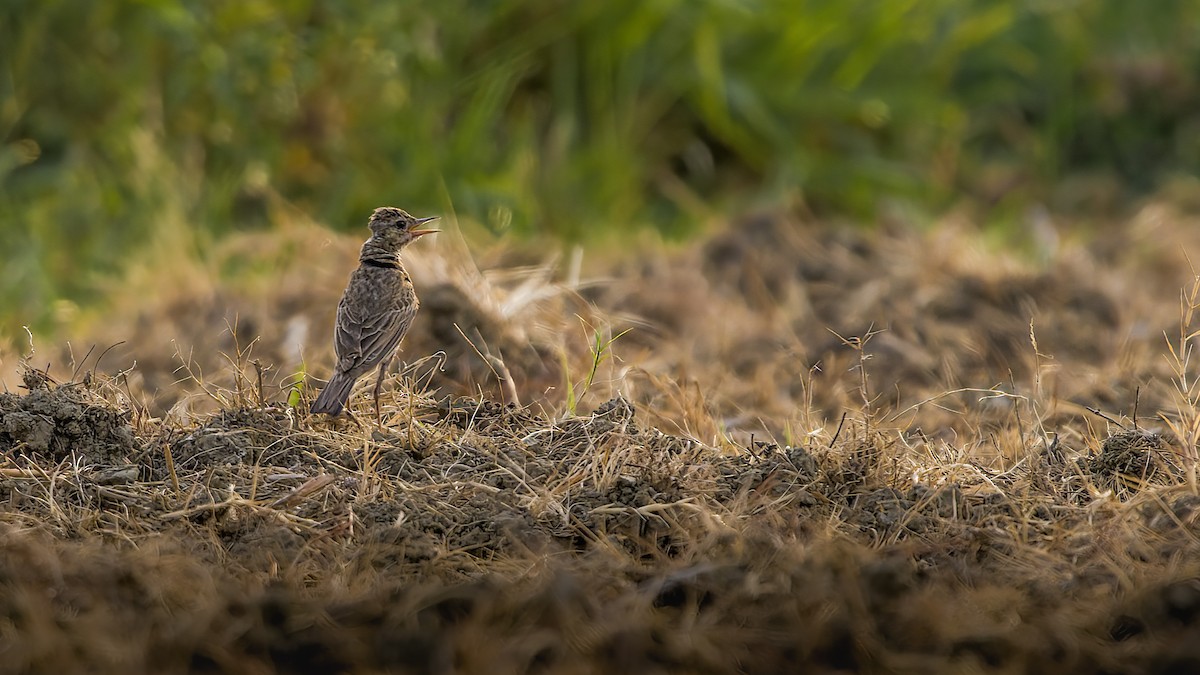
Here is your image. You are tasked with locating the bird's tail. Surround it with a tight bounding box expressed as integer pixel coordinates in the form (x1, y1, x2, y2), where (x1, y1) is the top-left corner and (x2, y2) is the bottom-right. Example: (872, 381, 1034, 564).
(311, 371, 357, 416)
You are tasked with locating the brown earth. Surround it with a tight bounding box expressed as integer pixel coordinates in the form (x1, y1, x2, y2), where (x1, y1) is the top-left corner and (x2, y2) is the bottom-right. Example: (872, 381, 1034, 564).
(4, 203, 1200, 672)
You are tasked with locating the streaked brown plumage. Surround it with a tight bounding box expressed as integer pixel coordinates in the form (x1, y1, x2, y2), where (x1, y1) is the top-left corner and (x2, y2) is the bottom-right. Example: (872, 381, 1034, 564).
(312, 207, 437, 423)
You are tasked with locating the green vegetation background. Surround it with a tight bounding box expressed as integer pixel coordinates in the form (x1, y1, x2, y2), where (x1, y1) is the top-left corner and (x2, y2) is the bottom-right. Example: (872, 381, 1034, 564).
(3, 0, 1199, 343)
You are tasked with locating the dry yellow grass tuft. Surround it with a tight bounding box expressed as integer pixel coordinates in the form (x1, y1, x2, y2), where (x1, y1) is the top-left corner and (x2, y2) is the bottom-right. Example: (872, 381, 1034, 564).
(5, 201, 1200, 672)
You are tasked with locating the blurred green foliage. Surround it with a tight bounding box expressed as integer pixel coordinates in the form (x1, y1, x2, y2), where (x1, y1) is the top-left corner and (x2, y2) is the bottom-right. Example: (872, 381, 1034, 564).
(3, 0, 1200, 340)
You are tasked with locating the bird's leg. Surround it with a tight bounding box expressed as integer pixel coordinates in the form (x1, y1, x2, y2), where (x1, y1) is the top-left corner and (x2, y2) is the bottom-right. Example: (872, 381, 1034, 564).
(373, 356, 393, 428)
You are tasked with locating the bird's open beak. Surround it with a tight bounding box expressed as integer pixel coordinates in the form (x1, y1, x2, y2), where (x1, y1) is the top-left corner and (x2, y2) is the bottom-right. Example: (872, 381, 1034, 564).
(412, 215, 439, 237)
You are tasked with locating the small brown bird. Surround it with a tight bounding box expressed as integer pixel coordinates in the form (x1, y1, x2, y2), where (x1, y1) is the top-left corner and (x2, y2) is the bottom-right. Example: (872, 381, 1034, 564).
(312, 207, 438, 424)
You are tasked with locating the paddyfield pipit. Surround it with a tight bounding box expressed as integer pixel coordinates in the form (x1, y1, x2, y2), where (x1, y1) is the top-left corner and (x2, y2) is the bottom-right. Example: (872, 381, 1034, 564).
(311, 207, 438, 425)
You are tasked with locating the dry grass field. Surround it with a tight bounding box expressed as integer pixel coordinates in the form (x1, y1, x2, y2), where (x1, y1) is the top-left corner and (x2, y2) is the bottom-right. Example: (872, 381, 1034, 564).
(5, 203, 1200, 673)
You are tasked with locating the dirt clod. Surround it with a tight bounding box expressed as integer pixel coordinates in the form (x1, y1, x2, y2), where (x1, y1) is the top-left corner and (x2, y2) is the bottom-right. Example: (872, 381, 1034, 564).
(0, 384, 137, 464)
(1090, 429, 1176, 497)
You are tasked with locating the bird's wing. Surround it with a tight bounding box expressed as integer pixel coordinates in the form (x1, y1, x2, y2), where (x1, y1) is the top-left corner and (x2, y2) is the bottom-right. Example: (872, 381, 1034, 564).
(334, 300, 411, 374)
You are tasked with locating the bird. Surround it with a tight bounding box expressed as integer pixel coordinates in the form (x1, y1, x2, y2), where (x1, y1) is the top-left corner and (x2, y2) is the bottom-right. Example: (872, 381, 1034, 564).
(311, 207, 438, 425)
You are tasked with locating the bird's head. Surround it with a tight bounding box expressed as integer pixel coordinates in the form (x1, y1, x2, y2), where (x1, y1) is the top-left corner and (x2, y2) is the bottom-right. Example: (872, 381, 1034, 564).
(367, 207, 439, 247)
